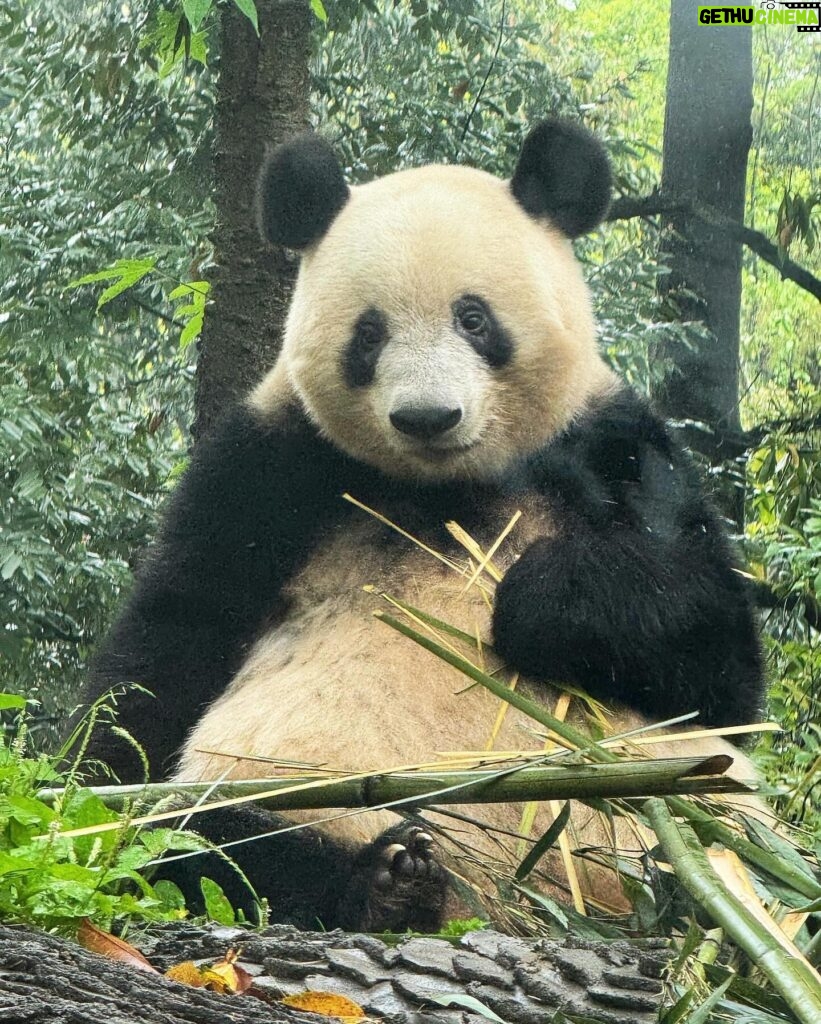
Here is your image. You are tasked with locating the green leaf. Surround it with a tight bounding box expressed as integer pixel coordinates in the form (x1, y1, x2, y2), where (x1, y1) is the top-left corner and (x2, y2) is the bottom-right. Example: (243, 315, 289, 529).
(69, 258, 157, 312)
(200, 876, 235, 925)
(514, 801, 570, 881)
(669, 919, 703, 977)
(182, 0, 212, 32)
(1, 552, 22, 581)
(310, 0, 328, 23)
(0, 694, 26, 711)
(153, 879, 187, 912)
(232, 0, 259, 33)
(432, 994, 506, 1022)
(687, 974, 734, 1024)
(141, 828, 211, 856)
(515, 884, 568, 930)
(170, 280, 209, 348)
(660, 990, 693, 1024)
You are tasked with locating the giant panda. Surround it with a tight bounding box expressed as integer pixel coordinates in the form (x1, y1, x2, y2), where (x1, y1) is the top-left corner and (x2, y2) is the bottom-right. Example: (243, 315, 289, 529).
(83, 119, 765, 932)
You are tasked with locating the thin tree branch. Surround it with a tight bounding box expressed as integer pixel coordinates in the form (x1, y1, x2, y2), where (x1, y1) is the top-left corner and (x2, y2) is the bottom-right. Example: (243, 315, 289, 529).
(607, 193, 821, 302)
(458, 0, 507, 149)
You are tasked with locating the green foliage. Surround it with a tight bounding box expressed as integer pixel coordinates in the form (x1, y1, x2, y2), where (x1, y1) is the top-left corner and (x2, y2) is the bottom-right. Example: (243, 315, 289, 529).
(310, 0, 329, 24)
(0, 695, 205, 934)
(436, 916, 488, 937)
(141, 8, 208, 76)
(0, 0, 212, 729)
(776, 189, 820, 255)
(70, 258, 158, 312)
(315, 0, 578, 179)
(199, 875, 236, 925)
(748, 436, 821, 838)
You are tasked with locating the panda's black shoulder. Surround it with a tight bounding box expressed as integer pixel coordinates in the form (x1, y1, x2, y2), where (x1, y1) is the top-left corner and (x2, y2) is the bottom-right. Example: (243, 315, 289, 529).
(522, 387, 715, 536)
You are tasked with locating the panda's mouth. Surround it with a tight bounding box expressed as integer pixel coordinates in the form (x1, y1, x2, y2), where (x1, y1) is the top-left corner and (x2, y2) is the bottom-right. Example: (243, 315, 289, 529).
(409, 439, 479, 460)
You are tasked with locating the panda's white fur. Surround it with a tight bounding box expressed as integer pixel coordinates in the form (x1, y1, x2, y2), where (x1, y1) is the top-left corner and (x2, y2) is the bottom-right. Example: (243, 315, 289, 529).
(252, 163, 614, 483)
(86, 121, 766, 927)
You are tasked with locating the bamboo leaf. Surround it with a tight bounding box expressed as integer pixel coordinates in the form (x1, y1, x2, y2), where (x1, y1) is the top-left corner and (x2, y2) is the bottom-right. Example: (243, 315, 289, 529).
(309, 0, 328, 23)
(432, 994, 506, 1022)
(515, 801, 570, 881)
(68, 258, 157, 311)
(232, 0, 258, 33)
(182, 0, 211, 31)
(687, 975, 734, 1024)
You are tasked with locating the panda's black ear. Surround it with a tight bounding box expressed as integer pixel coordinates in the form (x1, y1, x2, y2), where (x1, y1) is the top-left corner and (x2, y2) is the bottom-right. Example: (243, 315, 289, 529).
(256, 134, 349, 250)
(510, 119, 611, 238)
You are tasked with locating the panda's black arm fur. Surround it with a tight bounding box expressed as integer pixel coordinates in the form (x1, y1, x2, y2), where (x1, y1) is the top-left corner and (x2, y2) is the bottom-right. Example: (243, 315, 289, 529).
(84, 401, 358, 781)
(492, 389, 764, 728)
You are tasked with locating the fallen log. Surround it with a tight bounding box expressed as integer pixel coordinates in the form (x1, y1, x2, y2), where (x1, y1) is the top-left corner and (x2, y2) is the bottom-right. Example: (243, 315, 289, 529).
(0, 921, 672, 1024)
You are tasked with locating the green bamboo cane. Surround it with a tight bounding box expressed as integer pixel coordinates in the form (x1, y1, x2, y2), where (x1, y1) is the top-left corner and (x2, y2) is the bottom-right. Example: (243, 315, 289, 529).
(37, 756, 742, 819)
(644, 798, 821, 1024)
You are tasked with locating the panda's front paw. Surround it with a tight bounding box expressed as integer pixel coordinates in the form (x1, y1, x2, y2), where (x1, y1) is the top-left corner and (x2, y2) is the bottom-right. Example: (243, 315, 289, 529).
(373, 829, 432, 887)
(339, 824, 447, 932)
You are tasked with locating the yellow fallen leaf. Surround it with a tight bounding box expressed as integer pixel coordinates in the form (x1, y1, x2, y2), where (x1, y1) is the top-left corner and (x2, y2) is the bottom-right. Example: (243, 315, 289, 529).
(281, 990, 366, 1020)
(205, 949, 254, 994)
(165, 961, 206, 987)
(164, 949, 253, 994)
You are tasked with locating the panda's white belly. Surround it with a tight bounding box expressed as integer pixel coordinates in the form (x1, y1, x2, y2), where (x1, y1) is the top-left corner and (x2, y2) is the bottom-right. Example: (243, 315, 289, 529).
(174, 497, 762, 911)
(175, 498, 558, 831)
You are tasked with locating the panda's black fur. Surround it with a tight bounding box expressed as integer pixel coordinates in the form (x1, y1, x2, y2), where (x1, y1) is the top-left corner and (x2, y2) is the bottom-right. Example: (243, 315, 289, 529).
(81, 120, 764, 931)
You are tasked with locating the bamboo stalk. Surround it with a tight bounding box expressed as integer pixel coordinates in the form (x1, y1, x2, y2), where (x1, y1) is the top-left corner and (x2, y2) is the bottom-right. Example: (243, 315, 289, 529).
(666, 797, 821, 901)
(37, 756, 741, 834)
(644, 798, 821, 1024)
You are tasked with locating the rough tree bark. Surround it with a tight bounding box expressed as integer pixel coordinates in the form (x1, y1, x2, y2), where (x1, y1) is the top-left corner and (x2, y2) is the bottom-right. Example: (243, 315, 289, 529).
(193, 0, 312, 440)
(653, 0, 753, 517)
(0, 922, 673, 1024)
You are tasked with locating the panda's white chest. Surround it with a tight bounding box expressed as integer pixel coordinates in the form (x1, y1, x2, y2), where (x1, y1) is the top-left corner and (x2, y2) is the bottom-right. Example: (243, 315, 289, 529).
(173, 494, 761, 902)
(175, 494, 555, 786)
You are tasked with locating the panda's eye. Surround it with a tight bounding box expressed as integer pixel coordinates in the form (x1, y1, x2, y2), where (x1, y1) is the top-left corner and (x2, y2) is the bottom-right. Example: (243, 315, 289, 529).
(453, 294, 513, 369)
(457, 305, 489, 336)
(358, 322, 383, 348)
(344, 307, 388, 388)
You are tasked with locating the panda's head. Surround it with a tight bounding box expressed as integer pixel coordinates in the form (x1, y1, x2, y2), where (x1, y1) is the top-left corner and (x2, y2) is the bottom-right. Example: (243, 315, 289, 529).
(254, 120, 615, 482)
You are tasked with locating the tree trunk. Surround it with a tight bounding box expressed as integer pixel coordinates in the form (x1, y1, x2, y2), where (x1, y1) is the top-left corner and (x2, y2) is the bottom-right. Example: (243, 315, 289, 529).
(0, 922, 672, 1024)
(653, 0, 753, 519)
(193, 0, 312, 440)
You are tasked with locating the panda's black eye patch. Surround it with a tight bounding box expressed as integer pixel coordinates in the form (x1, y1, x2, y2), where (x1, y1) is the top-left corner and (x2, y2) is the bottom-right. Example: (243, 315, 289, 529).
(453, 295, 513, 368)
(343, 308, 388, 388)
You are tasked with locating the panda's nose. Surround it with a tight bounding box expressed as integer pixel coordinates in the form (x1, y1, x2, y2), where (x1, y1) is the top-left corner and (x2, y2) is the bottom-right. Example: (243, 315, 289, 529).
(390, 405, 462, 440)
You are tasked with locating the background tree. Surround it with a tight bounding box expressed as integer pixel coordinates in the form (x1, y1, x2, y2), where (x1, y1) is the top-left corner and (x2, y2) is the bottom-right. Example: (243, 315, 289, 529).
(654, 3, 753, 521)
(193, 0, 311, 438)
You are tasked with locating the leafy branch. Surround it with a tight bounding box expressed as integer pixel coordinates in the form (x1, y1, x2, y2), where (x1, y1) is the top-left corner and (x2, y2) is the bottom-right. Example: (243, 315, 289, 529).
(68, 259, 210, 349)
(607, 192, 821, 302)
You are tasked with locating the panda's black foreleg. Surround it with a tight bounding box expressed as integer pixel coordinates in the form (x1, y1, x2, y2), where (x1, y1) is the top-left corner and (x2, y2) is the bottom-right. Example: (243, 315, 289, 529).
(151, 804, 352, 929)
(151, 807, 447, 932)
(491, 527, 763, 728)
(77, 401, 360, 782)
(493, 389, 764, 729)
